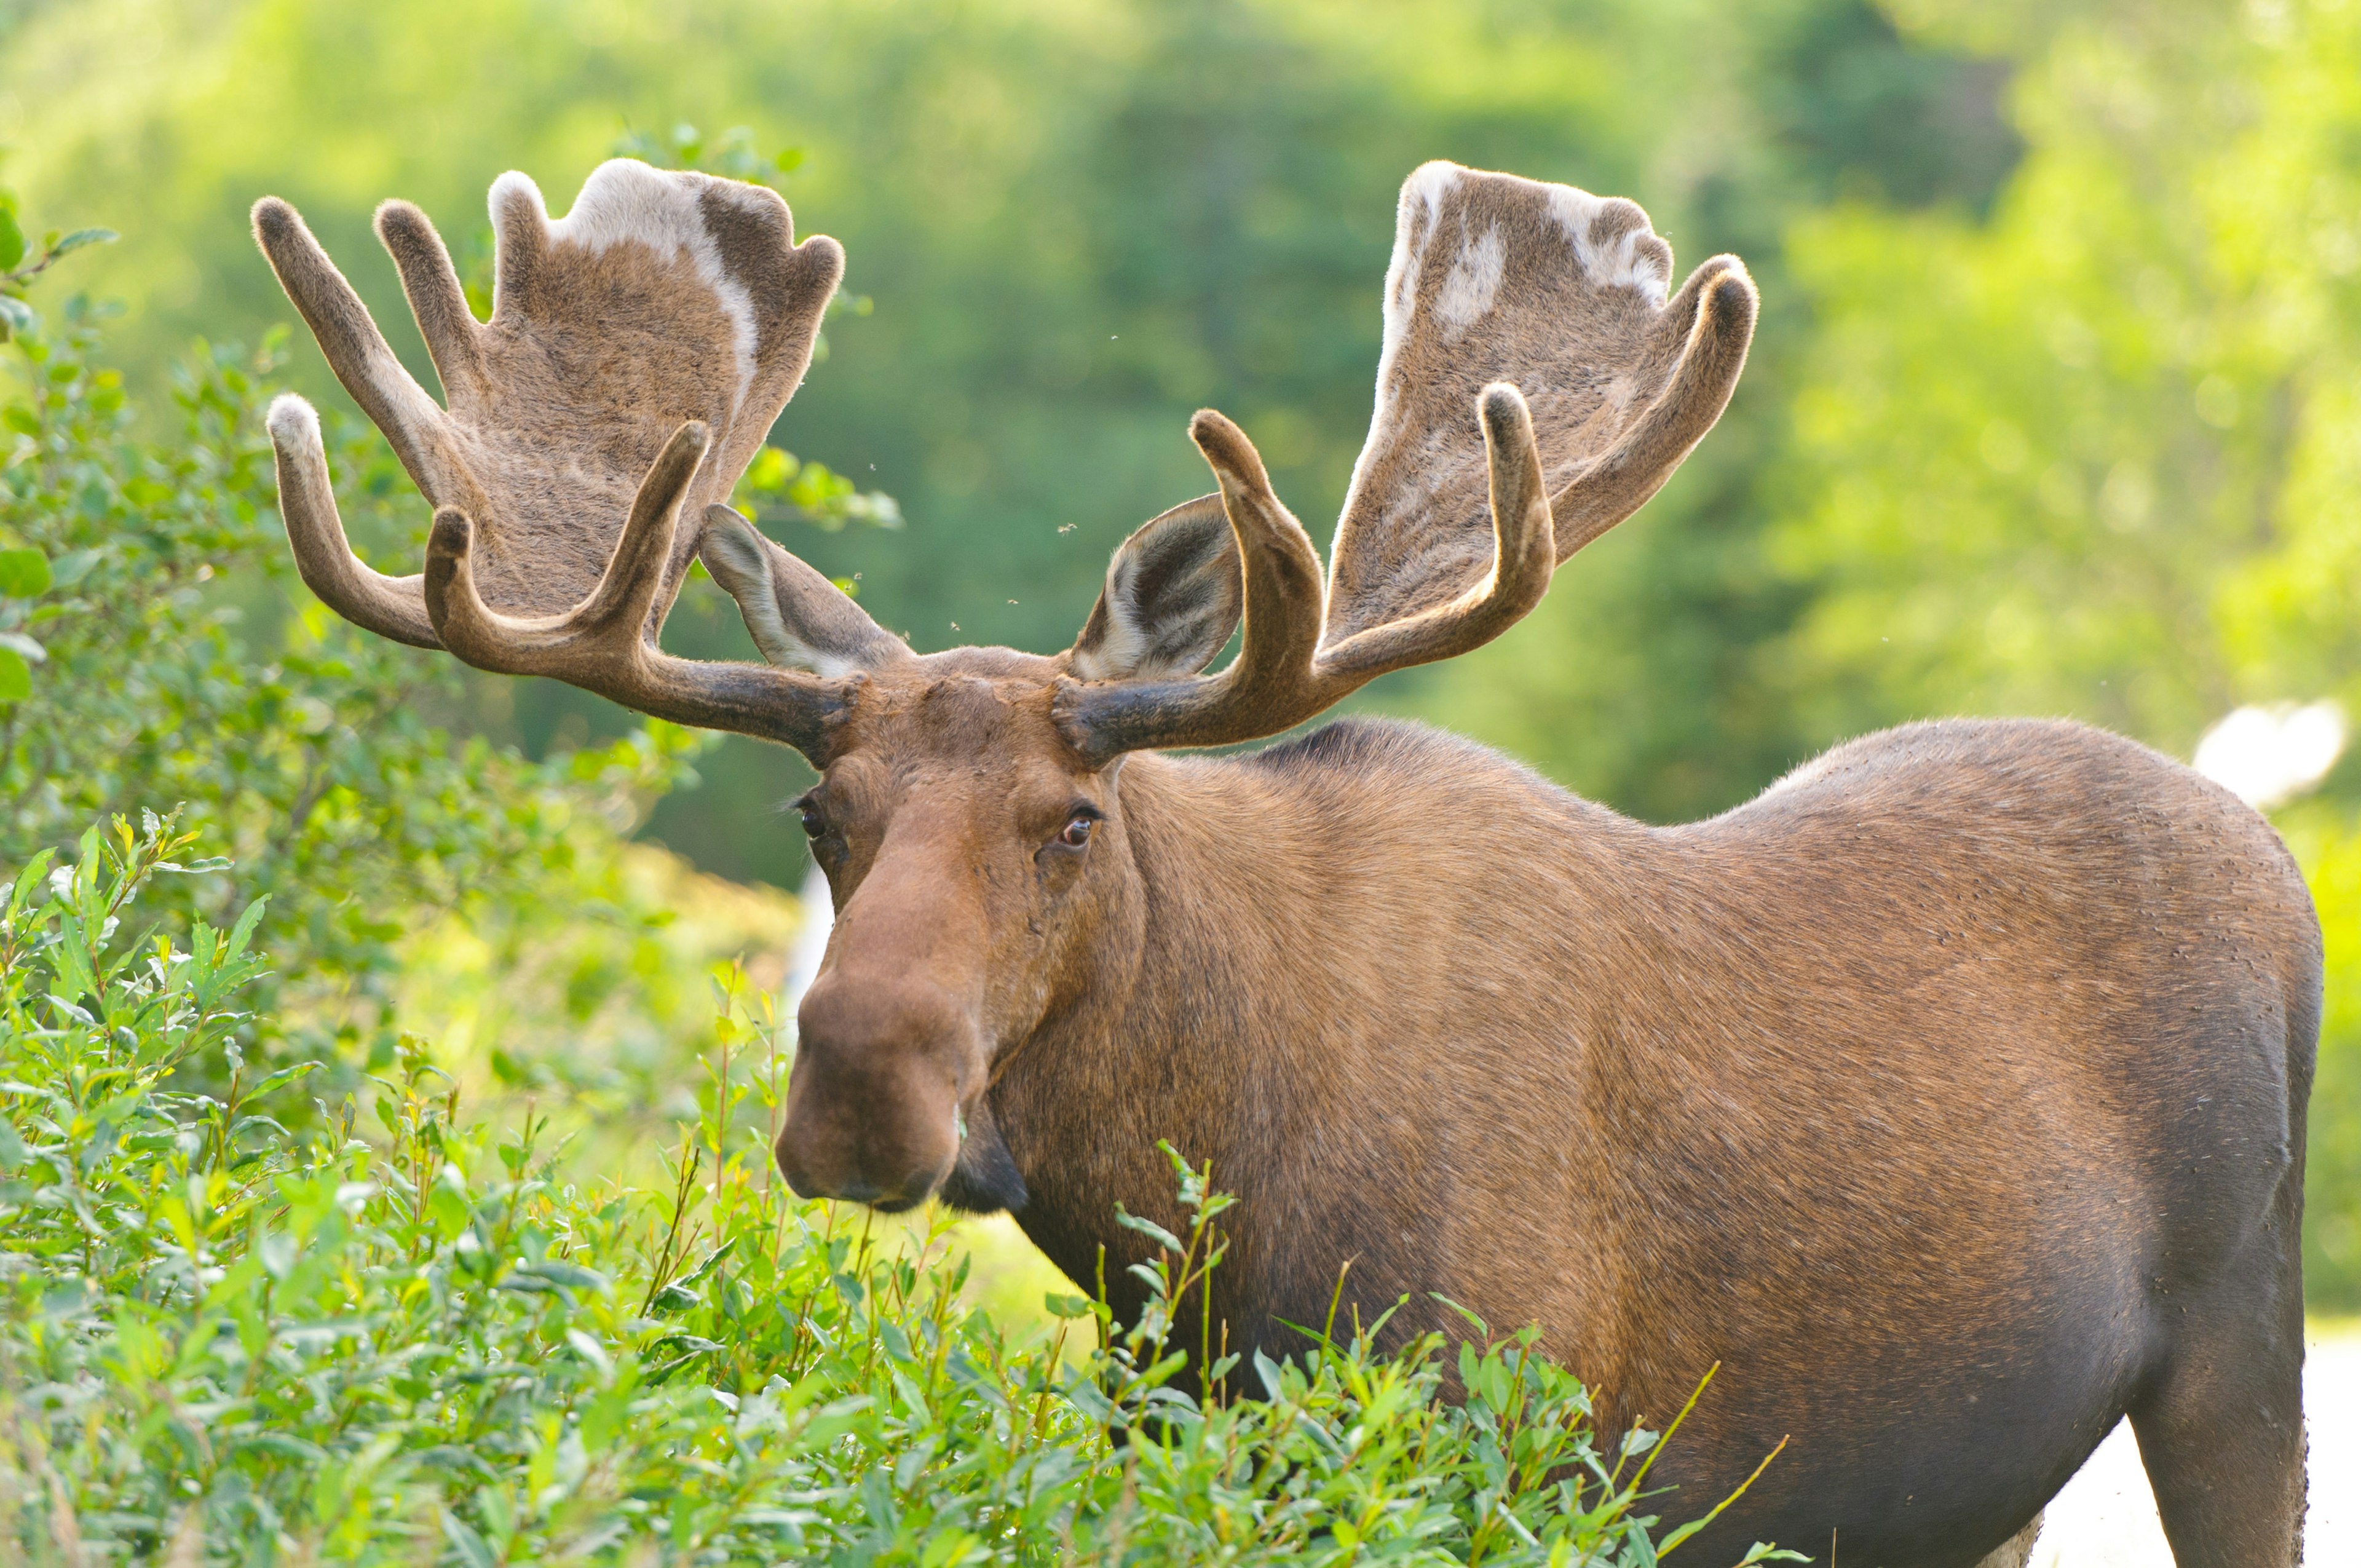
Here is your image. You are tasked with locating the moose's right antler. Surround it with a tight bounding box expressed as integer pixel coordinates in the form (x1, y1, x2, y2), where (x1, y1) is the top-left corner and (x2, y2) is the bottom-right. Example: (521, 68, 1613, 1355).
(255, 160, 912, 756)
(1057, 161, 1756, 762)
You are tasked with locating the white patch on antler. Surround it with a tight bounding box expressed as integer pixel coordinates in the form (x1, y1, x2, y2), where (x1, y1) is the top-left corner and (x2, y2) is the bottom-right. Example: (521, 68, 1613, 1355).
(1404, 159, 1461, 231)
(1433, 224, 1505, 340)
(493, 160, 762, 408)
(266, 392, 320, 449)
(1379, 162, 1464, 373)
(1544, 184, 1671, 306)
(1333, 160, 1704, 638)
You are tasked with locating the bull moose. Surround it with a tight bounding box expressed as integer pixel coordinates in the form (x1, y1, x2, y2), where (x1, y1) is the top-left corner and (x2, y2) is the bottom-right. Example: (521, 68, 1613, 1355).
(250, 156, 2316, 1566)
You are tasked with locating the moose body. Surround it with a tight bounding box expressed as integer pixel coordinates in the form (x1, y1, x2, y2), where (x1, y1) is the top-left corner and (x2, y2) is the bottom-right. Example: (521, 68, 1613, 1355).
(251, 152, 2315, 1562)
(966, 709, 2316, 1567)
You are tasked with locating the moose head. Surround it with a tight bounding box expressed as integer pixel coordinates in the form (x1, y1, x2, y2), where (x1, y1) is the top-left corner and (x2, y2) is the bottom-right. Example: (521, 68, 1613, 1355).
(253, 157, 1754, 1213)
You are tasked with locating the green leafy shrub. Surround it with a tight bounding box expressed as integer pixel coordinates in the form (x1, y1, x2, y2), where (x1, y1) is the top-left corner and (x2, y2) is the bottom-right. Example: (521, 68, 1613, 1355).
(0, 819, 1787, 1566)
(0, 259, 703, 1051)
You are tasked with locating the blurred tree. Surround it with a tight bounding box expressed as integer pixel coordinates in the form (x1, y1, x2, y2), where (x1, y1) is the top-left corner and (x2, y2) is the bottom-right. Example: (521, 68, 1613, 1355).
(1759, 0, 2020, 213)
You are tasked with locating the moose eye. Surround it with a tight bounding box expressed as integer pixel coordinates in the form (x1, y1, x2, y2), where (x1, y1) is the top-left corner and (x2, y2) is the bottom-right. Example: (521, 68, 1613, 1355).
(1057, 814, 1096, 849)
(794, 794, 828, 839)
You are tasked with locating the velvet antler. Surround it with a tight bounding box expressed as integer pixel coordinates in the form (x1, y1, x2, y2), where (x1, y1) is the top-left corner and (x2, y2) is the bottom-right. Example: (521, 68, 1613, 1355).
(255, 160, 911, 757)
(1058, 160, 1756, 761)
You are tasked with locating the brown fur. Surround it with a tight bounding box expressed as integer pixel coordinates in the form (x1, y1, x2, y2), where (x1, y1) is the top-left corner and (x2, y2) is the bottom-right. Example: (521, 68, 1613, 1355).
(257, 159, 2315, 1565)
(793, 686, 2314, 1568)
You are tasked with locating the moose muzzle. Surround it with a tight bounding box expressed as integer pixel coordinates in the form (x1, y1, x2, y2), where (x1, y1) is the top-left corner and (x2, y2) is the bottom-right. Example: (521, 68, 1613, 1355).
(777, 973, 976, 1211)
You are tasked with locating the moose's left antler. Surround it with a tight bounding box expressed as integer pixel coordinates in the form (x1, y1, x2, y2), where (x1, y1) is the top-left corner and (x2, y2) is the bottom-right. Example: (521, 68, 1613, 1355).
(1058, 160, 1756, 761)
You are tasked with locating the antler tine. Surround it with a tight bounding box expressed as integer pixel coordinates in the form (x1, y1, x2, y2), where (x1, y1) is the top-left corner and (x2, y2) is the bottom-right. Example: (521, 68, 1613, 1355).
(265, 394, 441, 649)
(424, 421, 850, 753)
(250, 198, 475, 510)
(1185, 411, 1331, 718)
(374, 199, 486, 400)
(1549, 260, 1756, 556)
(1318, 382, 1555, 683)
(1056, 411, 1327, 762)
(1059, 389, 1553, 760)
(425, 419, 702, 663)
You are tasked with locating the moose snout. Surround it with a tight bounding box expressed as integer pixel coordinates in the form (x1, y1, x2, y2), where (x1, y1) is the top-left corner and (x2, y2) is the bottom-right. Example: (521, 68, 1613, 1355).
(777, 975, 976, 1212)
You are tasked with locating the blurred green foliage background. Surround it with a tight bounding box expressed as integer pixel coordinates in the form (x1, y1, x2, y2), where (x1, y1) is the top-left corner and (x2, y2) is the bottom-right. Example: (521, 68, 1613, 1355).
(4, 0, 2360, 1306)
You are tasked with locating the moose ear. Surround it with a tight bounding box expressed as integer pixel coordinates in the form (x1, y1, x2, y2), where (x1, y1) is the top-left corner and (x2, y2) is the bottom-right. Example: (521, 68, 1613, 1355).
(699, 506, 912, 677)
(1070, 494, 1243, 682)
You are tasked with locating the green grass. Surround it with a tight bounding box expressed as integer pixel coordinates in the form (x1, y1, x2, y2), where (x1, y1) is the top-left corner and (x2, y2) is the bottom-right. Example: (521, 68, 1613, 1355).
(0, 817, 1792, 1566)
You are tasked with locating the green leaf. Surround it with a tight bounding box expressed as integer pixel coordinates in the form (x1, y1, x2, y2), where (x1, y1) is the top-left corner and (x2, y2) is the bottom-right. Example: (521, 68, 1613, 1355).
(520, 1257, 610, 1293)
(6, 848, 54, 922)
(676, 1236, 737, 1288)
(0, 401, 38, 436)
(564, 1326, 614, 1377)
(232, 1431, 327, 1463)
(0, 205, 22, 271)
(0, 646, 28, 702)
(247, 1061, 322, 1097)
(441, 1512, 497, 1568)
(1112, 1205, 1182, 1254)
(750, 445, 797, 489)
(224, 895, 269, 964)
(258, 1232, 296, 1280)
(45, 548, 98, 588)
(0, 547, 52, 598)
(0, 301, 33, 344)
(46, 228, 117, 260)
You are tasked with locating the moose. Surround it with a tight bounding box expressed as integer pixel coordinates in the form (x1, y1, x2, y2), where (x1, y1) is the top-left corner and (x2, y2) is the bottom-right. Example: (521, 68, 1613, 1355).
(251, 157, 2315, 1567)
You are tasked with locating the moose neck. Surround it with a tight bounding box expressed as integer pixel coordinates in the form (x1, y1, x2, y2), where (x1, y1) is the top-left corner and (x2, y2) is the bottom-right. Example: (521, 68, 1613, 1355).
(981, 724, 1637, 1372)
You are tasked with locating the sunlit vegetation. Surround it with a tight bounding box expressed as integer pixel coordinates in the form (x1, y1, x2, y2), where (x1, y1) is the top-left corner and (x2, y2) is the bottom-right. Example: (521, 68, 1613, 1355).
(1, 2, 2359, 1557)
